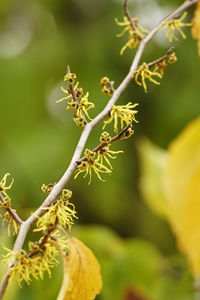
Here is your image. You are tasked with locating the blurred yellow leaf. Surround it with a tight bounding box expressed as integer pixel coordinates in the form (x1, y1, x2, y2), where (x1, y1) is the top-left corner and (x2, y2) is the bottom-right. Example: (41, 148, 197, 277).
(191, 2, 200, 56)
(137, 137, 168, 218)
(163, 117, 200, 276)
(57, 237, 103, 300)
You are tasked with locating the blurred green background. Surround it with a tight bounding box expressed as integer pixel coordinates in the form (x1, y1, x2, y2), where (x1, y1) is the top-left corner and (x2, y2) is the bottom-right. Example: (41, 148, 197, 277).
(0, 0, 199, 299)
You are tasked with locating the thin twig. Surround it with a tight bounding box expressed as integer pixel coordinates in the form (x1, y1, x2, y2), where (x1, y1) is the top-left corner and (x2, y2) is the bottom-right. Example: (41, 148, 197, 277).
(66, 65, 80, 106)
(0, 0, 199, 298)
(124, 0, 141, 37)
(66, 65, 87, 125)
(0, 194, 22, 225)
(131, 47, 175, 80)
(28, 224, 57, 258)
(76, 124, 131, 164)
(147, 47, 175, 69)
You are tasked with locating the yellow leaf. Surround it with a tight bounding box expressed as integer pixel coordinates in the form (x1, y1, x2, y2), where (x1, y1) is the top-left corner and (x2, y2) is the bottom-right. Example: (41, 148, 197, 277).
(163, 117, 200, 276)
(57, 237, 103, 300)
(191, 2, 200, 56)
(137, 137, 168, 218)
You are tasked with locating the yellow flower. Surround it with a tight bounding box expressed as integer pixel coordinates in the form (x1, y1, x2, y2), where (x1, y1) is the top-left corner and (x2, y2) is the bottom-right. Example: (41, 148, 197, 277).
(101, 86, 113, 97)
(0, 195, 11, 209)
(115, 16, 149, 55)
(103, 102, 139, 133)
(67, 99, 79, 111)
(56, 82, 79, 104)
(96, 145, 123, 169)
(35, 190, 77, 232)
(2, 210, 19, 236)
(161, 12, 191, 43)
(77, 92, 95, 121)
(0, 173, 14, 198)
(153, 60, 168, 76)
(133, 63, 162, 93)
(0, 185, 19, 236)
(100, 77, 110, 86)
(73, 112, 86, 127)
(61, 189, 72, 200)
(100, 131, 112, 144)
(3, 248, 31, 287)
(74, 149, 112, 185)
(41, 183, 56, 194)
(168, 52, 178, 64)
(120, 127, 134, 140)
(100, 77, 114, 96)
(57, 78, 94, 125)
(64, 72, 76, 85)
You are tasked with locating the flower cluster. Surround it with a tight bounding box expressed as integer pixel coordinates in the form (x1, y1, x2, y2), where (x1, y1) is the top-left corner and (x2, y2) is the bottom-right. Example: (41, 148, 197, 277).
(0, 193, 11, 210)
(153, 52, 177, 77)
(133, 50, 178, 93)
(168, 52, 178, 64)
(74, 128, 134, 184)
(75, 149, 111, 185)
(35, 188, 77, 232)
(97, 132, 123, 169)
(57, 70, 95, 127)
(1, 210, 19, 236)
(161, 12, 191, 43)
(103, 103, 139, 132)
(100, 77, 114, 96)
(152, 60, 167, 77)
(3, 240, 62, 287)
(100, 131, 112, 144)
(115, 16, 149, 55)
(133, 63, 162, 93)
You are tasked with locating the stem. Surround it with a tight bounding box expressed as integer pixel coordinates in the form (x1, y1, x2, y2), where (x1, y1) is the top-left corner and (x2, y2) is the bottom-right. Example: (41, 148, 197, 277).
(0, 0, 199, 298)
(77, 124, 131, 164)
(147, 47, 175, 69)
(66, 65, 87, 125)
(28, 225, 57, 258)
(124, 0, 141, 36)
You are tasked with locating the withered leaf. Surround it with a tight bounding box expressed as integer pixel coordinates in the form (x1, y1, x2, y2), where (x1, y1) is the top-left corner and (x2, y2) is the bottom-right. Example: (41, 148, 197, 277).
(57, 237, 102, 300)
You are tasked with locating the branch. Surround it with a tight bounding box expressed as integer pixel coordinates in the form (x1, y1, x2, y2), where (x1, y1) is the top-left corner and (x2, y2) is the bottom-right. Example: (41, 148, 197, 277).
(147, 47, 175, 69)
(124, 0, 142, 37)
(0, 0, 199, 298)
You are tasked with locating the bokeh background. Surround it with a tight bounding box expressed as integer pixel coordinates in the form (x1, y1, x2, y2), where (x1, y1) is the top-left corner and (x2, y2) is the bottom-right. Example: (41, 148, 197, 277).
(0, 0, 200, 299)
